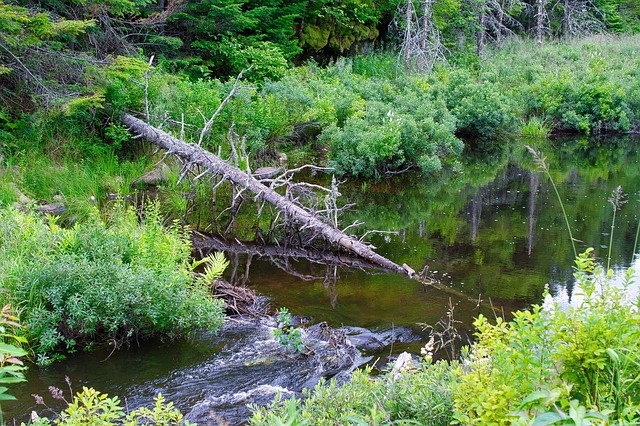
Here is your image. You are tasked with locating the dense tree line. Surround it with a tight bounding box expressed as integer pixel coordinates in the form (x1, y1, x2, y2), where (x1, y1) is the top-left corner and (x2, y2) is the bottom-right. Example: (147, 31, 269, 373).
(0, 0, 639, 176)
(1, 0, 638, 101)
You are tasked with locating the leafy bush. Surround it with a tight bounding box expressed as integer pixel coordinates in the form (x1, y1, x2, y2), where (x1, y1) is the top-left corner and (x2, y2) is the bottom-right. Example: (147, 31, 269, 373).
(452, 249, 640, 424)
(29, 387, 193, 425)
(0, 204, 225, 364)
(440, 68, 517, 138)
(250, 362, 456, 426)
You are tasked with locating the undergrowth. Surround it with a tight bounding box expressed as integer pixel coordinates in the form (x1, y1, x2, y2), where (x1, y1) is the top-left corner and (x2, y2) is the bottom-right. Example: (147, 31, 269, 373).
(0, 203, 225, 365)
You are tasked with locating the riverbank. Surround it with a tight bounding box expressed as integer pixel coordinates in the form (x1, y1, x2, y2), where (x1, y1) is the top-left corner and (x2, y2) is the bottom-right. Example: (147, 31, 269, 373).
(250, 254, 640, 424)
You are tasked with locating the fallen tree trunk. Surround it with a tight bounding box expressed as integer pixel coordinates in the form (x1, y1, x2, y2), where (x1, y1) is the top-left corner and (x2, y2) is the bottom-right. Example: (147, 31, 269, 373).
(122, 113, 408, 275)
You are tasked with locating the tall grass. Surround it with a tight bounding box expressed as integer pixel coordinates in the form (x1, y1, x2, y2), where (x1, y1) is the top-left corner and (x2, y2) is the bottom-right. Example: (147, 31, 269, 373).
(526, 146, 578, 258)
(1, 153, 150, 220)
(519, 116, 552, 137)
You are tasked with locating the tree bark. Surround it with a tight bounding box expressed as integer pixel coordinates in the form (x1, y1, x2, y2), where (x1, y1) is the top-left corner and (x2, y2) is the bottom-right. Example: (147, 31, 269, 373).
(536, 0, 545, 47)
(477, 9, 486, 57)
(404, 0, 413, 74)
(122, 113, 408, 275)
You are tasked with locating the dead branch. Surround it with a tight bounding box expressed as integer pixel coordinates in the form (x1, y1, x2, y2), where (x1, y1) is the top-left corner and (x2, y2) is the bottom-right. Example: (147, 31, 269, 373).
(198, 67, 252, 145)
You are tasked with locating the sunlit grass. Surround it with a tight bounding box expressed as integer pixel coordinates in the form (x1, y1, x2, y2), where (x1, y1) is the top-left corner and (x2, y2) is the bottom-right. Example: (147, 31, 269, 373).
(519, 116, 552, 137)
(2, 152, 151, 220)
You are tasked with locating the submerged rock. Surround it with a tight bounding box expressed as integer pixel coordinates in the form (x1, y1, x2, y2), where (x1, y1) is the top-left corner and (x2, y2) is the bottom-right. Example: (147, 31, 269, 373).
(342, 325, 422, 354)
(253, 167, 281, 179)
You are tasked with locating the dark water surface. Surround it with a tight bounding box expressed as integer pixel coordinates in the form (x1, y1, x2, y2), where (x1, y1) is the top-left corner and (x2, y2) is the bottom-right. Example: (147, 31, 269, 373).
(6, 138, 640, 423)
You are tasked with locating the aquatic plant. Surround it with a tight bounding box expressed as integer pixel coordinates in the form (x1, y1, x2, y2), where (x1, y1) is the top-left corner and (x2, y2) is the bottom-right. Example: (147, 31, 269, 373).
(607, 185, 628, 271)
(519, 116, 552, 137)
(273, 308, 304, 354)
(526, 145, 577, 258)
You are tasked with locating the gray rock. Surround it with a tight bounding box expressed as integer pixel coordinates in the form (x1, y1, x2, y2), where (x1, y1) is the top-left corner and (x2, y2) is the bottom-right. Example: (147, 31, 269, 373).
(36, 202, 66, 216)
(133, 163, 170, 187)
(12, 202, 28, 212)
(10, 183, 33, 205)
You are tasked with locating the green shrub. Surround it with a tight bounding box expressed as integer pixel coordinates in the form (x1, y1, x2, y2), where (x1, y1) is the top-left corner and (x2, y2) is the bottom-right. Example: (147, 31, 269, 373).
(442, 69, 517, 138)
(250, 362, 456, 425)
(29, 387, 193, 425)
(0, 204, 225, 364)
(452, 249, 640, 424)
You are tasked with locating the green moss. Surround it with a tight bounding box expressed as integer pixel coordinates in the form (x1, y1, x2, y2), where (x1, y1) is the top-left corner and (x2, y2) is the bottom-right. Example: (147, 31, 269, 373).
(300, 24, 331, 51)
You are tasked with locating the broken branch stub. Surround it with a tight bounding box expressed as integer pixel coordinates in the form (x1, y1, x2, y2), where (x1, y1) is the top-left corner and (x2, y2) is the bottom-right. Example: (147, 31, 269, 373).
(122, 113, 408, 275)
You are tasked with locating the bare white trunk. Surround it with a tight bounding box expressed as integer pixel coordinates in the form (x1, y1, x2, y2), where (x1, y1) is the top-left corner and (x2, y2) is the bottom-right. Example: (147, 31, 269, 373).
(536, 0, 545, 47)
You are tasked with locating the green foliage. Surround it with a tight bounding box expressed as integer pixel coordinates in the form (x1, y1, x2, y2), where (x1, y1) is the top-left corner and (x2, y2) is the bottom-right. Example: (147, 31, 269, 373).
(486, 36, 640, 135)
(1, 152, 149, 220)
(193, 251, 230, 283)
(250, 361, 456, 425)
(0, 305, 27, 423)
(273, 308, 304, 354)
(167, 0, 305, 80)
(0, 205, 225, 363)
(440, 68, 517, 137)
(453, 251, 640, 424)
(519, 116, 552, 137)
(0, 2, 93, 48)
(29, 387, 194, 425)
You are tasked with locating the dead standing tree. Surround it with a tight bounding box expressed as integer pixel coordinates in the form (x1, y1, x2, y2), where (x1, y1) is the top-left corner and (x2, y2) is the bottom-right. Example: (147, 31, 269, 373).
(533, 0, 605, 47)
(558, 0, 606, 38)
(122, 113, 412, 275)
(475, 0, 526, 56)
(394, 0, 447, 75)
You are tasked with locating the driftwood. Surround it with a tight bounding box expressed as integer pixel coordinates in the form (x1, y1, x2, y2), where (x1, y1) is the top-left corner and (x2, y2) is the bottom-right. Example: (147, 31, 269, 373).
(207, 278, 268, 316)
(122, 113, 408, 275)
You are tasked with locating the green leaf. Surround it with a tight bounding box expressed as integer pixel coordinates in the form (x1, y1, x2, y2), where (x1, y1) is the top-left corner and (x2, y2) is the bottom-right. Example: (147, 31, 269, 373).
(532, 412, 564, 425)
(0, 342, 26, 356)
(0, 376, 27, 384)
(606, 347, 619, 363)
(519, 391, 549, 408)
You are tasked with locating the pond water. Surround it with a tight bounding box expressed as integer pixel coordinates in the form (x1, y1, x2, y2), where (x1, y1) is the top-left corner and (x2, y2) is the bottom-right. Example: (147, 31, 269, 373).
(6, 137, 640, 424)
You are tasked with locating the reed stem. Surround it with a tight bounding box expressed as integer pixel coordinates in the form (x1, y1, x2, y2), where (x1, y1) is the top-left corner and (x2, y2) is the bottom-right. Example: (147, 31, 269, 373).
(526, 146, 577, 259)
